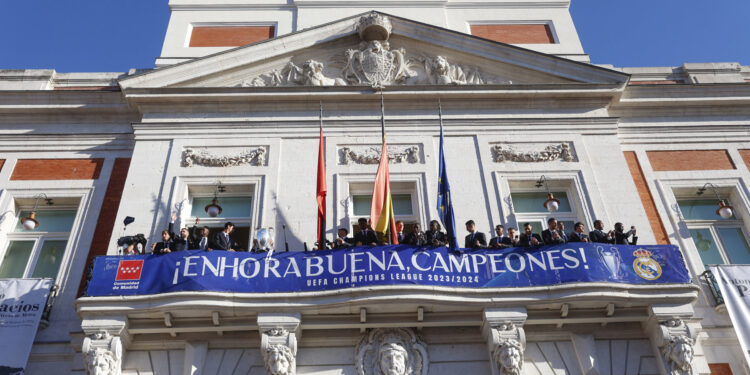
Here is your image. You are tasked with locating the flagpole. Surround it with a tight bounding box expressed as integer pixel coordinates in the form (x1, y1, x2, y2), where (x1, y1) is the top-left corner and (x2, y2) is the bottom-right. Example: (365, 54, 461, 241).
(316, 100, 327, 250)
(379, 90, 386, 141)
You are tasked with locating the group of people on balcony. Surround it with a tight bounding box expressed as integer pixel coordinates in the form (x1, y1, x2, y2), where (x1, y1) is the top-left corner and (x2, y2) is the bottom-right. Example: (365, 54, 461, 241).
(328, 217, 637, 250)
(129, 213, 637, 255)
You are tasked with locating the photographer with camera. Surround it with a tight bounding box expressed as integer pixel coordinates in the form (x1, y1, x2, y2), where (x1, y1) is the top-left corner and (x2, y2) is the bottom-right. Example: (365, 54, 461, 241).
(118, 233, 147, 255)
(614, 223, 638, 245)
(403, 223, 427, 246)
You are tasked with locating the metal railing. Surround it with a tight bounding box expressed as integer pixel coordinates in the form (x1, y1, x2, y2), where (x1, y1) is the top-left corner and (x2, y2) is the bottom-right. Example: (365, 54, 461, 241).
(700, 269, 724, 306)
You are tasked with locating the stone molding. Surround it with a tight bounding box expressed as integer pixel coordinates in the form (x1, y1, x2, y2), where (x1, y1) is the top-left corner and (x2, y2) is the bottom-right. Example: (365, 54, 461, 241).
(490, 142, 575, 163)
(355, 328, 429, 375)
(339, 145, 422, 165)
(258, 313, 301, 375)
(482, 308, 527, 375)
(181, 147, 267, 167)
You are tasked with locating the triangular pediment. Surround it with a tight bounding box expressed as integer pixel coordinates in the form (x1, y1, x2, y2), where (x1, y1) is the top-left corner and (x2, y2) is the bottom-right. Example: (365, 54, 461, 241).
(119, 12, 628, 90)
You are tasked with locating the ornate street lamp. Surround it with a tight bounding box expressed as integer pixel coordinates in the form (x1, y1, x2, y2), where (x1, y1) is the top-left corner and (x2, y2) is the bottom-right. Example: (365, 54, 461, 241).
(204, 182, 226, 218)
(696, 183, 734, 219)
(536, 175, 560, 212)
(20, 194, 53, 230)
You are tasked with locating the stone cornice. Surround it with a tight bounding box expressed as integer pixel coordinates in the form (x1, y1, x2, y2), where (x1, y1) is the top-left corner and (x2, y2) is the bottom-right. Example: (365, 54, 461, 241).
(131, 117, 619, 139)
(76, 282, 698, 317)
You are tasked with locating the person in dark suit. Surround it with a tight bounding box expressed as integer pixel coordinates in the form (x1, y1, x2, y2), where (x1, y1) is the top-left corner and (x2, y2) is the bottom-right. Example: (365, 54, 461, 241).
(568, 222, 589, 243)
(354, 218, 378, 246)
(464, 220, 487, 249)
(424, 220, 446, 247)
(191, 217, 212, 251)
(542, 218, 566, 245)
(167, 213, 193, 251)
(213, 222, 239, 251)
(489, 225, 512, 249)
(404, 223, 427, 246)
(333, 228, 354, 249)
(151, 229, 174, 254)
(395, 221, 406, 244)
(519, 223, 542, 247)
(589, 220, 614, 244)
(556, 221, 569, 243)
(613, 223, 638, 245)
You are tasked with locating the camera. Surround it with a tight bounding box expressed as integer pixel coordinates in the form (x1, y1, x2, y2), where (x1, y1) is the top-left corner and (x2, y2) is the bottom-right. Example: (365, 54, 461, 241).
(117, 234, 147, 254)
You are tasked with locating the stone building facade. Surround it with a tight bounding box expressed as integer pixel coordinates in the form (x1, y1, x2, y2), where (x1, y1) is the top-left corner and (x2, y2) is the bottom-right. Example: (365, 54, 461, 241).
(1, 1, 749, 374)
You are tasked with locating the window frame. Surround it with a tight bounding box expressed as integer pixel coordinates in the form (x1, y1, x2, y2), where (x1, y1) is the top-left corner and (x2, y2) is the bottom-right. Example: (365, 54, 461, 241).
(0, 188, 91, 286)
(677, 198, 750, 266)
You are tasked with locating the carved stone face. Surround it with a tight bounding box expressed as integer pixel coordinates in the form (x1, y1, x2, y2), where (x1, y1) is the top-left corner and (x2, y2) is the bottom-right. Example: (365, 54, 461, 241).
(669, 340, 694, 370)
(265, 345, 293, 375)
(86, 348, 115, 375)
(500, 345, 521, 373)
(379, 346, 407, 375)
(269, 349, 290, 375)
(435, 56, 449, 73)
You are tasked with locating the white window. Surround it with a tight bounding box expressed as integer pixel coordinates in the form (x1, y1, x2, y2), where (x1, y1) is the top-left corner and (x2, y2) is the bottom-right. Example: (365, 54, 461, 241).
(508, 180, 581, 235)
(0, 204, 76, 280)
(349, 181, 420, 233)
(678, 198, 750, 267)
(186, 184, 254, 251)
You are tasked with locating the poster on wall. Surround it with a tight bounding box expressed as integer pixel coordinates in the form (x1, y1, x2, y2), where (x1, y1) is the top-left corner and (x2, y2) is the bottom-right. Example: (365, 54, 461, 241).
(711, 266, 750, 366)
(0, 279, 53, 375)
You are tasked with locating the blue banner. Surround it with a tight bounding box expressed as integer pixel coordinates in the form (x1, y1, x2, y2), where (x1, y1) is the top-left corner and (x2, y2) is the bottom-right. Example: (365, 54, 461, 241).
(86, 243, 691, 296)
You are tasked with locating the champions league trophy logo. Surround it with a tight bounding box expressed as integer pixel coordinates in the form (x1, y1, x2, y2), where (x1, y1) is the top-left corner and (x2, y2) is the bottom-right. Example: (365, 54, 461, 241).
(597, 246, 622, 279)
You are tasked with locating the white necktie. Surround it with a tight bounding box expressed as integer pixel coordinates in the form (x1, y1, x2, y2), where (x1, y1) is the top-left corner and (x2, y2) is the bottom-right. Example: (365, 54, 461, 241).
(201, 237, 207, 249)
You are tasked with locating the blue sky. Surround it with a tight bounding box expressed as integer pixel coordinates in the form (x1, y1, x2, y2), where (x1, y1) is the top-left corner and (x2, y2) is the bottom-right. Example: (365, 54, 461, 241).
(1, 0, 748, 72)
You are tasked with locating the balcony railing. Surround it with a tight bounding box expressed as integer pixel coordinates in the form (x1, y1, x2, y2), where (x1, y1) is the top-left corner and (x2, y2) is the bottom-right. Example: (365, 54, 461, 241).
(700, 269, 724, 306)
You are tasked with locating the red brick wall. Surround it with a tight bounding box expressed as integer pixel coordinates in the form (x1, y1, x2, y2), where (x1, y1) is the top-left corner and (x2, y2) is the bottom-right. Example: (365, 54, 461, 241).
(11, 159, 104, 180)
(471, 24, 555, 44)
(624, 152, 670, 244)
(189, 26, 275, 47)
(646, 150, 735, 171)
(77, 158, 131, 296)
(709, 364, 733, 375)
(739, 149, 750, 170)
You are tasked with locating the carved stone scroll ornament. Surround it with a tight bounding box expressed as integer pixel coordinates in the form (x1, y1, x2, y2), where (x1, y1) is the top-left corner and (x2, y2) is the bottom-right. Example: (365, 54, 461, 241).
(82, 331, 122, 375)
(491, 143, 575, 163)
(340, 146, 420, 165)
(355, 328, 429, 375)
(182, 147, 266, 167)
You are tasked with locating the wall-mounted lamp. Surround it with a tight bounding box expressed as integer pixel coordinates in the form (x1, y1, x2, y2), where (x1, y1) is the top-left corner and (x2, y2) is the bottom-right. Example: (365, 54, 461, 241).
(535, 175, 560, 212)
(696, 183, 734, 219)
(20, 194, 54, 230)
(204, 182, 226, 218)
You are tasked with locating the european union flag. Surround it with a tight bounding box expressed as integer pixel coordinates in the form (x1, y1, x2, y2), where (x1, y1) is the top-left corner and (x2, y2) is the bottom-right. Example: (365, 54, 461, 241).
(437, 101, 459, 250)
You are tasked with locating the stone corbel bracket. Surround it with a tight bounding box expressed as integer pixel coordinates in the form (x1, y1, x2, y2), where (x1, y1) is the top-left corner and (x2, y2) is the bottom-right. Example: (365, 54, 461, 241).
(81, 316, 129, 375)
(258, 313, 301, 375)
(482, 308, 527, 375)
(646, 305, 708, 375)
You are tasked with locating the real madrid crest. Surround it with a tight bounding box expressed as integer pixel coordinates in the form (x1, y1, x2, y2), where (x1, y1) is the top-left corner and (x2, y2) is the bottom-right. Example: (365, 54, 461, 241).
(632, 249, 662, 280)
